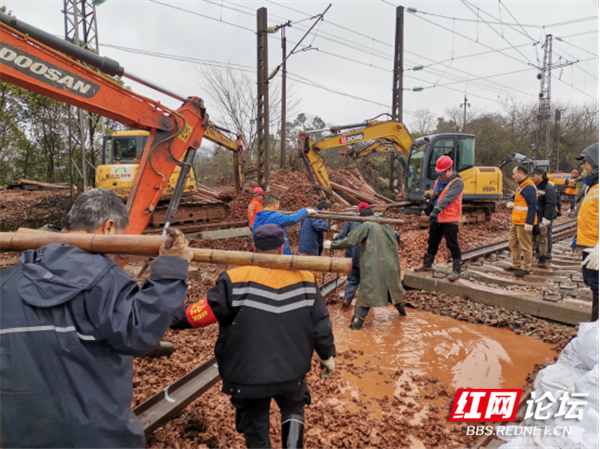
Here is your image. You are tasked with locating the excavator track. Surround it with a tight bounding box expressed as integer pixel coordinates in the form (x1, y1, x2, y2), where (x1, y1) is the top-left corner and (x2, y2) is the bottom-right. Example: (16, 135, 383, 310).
(143, 195, 230, 234)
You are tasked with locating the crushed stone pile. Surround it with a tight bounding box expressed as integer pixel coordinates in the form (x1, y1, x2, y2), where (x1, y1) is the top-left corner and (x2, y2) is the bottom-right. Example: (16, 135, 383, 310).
(0, 189, 73, 231)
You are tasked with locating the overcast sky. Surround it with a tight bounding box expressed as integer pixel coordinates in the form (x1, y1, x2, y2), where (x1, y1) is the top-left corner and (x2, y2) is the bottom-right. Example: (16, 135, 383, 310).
(2, 0, 598, 132)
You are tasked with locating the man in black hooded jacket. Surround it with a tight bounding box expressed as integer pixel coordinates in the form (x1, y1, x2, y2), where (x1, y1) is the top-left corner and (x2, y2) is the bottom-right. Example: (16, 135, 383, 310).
(530, 167, 557, 267)
(0, 188, 193, 448)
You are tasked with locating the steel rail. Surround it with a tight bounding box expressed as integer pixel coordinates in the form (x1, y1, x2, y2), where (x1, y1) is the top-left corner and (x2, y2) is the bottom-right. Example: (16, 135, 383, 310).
(461, 220, 577, 262)
(133, 276, 347, 436)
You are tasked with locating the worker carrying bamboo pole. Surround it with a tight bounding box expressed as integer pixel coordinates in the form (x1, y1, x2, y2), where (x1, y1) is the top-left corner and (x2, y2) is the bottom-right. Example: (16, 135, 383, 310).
(324, 205, 407, 330)
(170, 224, 336, 449)
(0, 188, 194, 448)
(333, 203, 405, 312)
(252, 193, 317, 255)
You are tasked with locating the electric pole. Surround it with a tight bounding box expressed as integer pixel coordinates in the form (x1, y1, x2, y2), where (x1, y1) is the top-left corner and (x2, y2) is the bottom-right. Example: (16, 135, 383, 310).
(390, 5, 403, 192)
(461, 95, 470, 132)
(256, 7, 270, 191)
(280, 27, 287, 169)
(63, 0, 101, 195)
(553, 108, 562, 171)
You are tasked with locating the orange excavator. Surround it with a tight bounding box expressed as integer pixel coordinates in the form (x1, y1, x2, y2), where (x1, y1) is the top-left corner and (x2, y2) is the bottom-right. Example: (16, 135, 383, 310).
(0, 12, 222, 241)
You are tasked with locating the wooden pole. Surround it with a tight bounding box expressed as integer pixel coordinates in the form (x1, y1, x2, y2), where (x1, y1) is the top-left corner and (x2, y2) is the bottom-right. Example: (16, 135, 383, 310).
(0, 232, 352, 274)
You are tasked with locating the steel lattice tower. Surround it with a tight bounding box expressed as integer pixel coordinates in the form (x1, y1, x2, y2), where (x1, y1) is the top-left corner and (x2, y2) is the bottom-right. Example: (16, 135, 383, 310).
(536, 34, 575, 159)
(537, 35, 553, 158)
(63, 0, 101, 192)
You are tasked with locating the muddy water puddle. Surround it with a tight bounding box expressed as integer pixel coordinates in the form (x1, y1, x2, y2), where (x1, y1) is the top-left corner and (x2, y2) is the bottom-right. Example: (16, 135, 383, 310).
(329, 305, 557, 420)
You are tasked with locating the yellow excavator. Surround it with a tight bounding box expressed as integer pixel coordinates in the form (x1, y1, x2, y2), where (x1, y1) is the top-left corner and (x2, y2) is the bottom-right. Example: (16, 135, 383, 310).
(298, 118, 503, 222)
(96, 124, 246, 231)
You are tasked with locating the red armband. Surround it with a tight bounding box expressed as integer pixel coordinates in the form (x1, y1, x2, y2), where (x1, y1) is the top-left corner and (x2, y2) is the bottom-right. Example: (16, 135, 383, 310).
(185, 299, 217, 328)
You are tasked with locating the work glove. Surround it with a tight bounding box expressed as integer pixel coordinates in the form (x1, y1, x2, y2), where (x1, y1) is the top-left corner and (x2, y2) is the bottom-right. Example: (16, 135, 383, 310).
(330, 224, 339, 232)
(506, 202, 514, 209)
(582, 244, 599, 271)
(305, 208, 318, 215)
(323, 240, 332, 250)
(159, 227, 194, 263)
(541, 218, 551, 228)
(333, 233, 340, 240)
(429, 210, 438, 221)
(320, 357, 335, 379)
(524, 224, 533, 233)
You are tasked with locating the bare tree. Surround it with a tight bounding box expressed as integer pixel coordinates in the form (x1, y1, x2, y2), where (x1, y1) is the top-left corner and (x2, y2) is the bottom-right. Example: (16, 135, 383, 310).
(409, 108, 434, 136)
(197, 65, 298, 165)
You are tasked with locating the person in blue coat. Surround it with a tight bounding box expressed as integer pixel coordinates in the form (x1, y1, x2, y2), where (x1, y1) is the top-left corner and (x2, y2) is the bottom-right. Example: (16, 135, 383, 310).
(252, 194, 316, 255)
(0, 188, 194, 448)
(298, 201, 338, 256)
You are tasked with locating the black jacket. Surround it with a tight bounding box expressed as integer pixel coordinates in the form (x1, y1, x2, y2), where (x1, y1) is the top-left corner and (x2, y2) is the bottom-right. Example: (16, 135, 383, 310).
(0, 244, 189, 448)
(536, 177, 558, 221)
(173, 265, 335, 399)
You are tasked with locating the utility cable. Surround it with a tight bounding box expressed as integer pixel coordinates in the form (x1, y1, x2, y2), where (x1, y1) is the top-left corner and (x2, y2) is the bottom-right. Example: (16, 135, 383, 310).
(460, 0, 538, 66)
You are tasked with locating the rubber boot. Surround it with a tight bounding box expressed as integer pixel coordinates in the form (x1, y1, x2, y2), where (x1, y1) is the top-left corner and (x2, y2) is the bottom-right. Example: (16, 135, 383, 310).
(447, 259, 461, 282)
(349, 306, 370, 330)
(538, 256, 548, 268)
(282, 419, 304, 449)
(591, 293, 599, 322)
(394, 302, 407, 316)
(414, 253, 435, 272)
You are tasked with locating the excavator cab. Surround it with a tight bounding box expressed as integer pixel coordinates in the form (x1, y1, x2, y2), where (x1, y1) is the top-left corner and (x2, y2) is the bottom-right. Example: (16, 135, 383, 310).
(97, 130, 197, 200)
(404, 133, 476, 200)
(102, 131, 147, 163)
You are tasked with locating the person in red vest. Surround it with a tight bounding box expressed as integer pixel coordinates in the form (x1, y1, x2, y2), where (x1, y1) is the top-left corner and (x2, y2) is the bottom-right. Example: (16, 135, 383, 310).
(414, 155, 464, 281)
(248, 187, 264, 228)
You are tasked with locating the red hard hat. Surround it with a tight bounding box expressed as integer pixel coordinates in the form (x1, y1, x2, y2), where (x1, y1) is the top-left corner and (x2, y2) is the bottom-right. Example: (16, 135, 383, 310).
(571, 169, 579, 176)
(358, 202, 370, 211)
(435, 155, 453, 173)
(253, 187, 265, 195)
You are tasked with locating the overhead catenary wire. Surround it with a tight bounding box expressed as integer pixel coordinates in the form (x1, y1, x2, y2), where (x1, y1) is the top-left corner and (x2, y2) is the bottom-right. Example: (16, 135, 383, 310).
(141, 0, 595, 109)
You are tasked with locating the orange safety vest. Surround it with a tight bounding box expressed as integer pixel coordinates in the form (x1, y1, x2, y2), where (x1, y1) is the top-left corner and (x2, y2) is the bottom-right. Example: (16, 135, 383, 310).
(432, 177, 463, 223)
(565, 178, 578, 196)
(512, 177, 538, 226)
(577, 183, 599, 247)
(248, 198, 263, 228)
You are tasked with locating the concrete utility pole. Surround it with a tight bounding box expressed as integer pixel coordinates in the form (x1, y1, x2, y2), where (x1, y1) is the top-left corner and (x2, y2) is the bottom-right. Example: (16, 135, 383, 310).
(63, 0, 101, 195)
(256, 7, 270, 192)
(461, 95, 470, 132)
(553, 108, 562, 171)
(280, 28, 287, 170)
(390, 5, 403, 192)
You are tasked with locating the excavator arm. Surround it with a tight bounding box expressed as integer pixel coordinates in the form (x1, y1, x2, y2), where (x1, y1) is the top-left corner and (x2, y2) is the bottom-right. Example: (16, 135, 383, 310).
(203, 124, 246, 192)
(298, 120, 413, 203)
(0, 14, 206, 236)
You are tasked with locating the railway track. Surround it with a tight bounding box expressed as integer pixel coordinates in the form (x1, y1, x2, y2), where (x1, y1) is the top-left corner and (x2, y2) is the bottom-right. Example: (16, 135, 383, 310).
(403, 220, 593, 325)
(133, 276, 347, 436)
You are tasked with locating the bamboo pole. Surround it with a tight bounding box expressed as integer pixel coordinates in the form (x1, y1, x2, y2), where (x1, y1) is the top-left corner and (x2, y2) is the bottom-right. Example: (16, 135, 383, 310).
(280, 212, 404, 225)
(0, 232, 352, 274)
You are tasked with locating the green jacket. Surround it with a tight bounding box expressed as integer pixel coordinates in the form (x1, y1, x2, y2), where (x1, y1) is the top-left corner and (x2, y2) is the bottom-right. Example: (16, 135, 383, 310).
(331, 221, 404, 308)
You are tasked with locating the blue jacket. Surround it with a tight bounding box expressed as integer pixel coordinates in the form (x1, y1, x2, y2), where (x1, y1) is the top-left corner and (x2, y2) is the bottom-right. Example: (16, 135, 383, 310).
(0, 244, 189, 448)
(298, 217, 330, 256)
(252, 208, 309, 255)
(335, 220, 361, 273)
